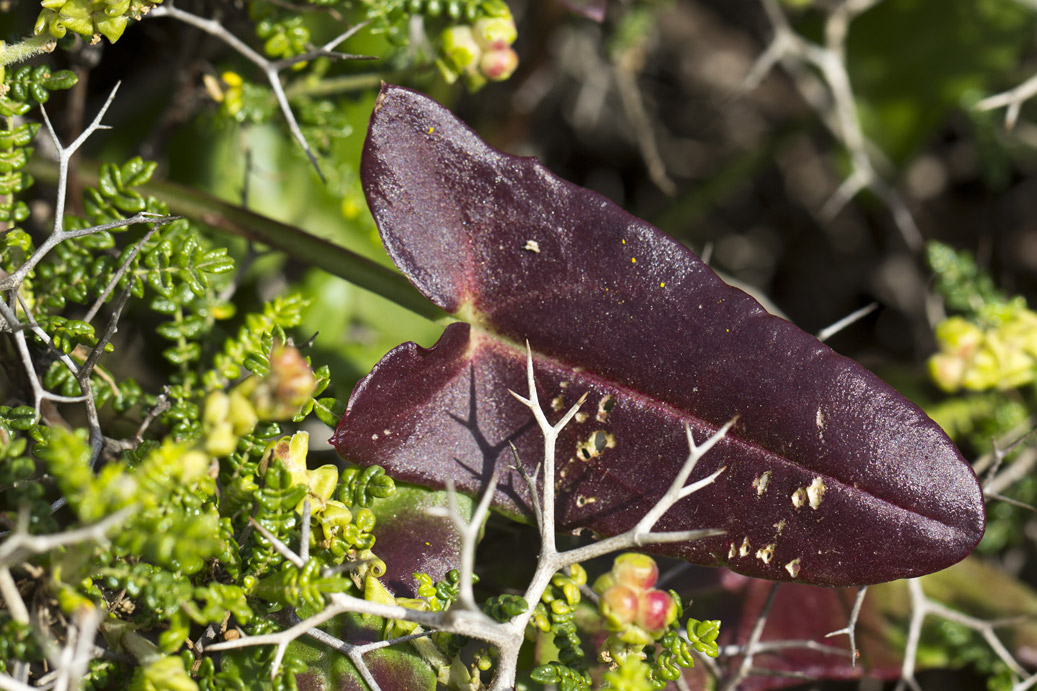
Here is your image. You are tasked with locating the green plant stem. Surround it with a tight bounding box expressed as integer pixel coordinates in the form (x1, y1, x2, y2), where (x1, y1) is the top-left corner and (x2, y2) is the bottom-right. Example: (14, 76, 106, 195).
(0, 35, 57, 67)
(100, 618, 161, 664)
(284, 72, 393, 100)
(27, 156, 451, 325)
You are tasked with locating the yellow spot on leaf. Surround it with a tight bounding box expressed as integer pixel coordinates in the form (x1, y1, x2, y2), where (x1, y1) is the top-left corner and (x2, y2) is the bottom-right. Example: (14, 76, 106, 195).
(755, 544, 775, 564)
(807, 476, 827, 510)
(576, 430, 615, 460)
(752, 471, 771, 496)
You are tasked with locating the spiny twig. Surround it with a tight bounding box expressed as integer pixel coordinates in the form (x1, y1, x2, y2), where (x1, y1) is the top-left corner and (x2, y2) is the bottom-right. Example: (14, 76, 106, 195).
(149, 5, 373, 183)
(742, 0, 923, 251)
(202, 342, 729, 691)
(896, 577, 1029, 691)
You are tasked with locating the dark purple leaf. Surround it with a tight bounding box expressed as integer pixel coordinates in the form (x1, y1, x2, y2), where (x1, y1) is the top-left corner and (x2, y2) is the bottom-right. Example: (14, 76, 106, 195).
(367, 485, 473, 597)
(331, 85, 985, 587)
(722, 579, 900, 690)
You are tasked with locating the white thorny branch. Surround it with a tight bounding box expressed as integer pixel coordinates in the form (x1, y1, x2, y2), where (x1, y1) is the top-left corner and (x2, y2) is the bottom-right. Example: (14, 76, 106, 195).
(0, 83, 178, 469)
(741, 3, 1037, 687)
(0, 506, 131, 691)
(201, 344, 730, 690)
(976, 5, 1037, 138)
(743, 0, 923, 251)
(688, 580, 867, 690)
(896, 577, 1037, 691)
(148, 3, 373, 183)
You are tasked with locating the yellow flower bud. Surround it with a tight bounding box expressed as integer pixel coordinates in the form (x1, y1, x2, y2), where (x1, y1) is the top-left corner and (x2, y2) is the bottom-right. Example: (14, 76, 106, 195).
(472, 16, 517, 50)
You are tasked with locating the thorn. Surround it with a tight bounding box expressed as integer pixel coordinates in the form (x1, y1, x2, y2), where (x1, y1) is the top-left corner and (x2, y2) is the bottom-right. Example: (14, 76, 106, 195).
(508, 389, 532, 407)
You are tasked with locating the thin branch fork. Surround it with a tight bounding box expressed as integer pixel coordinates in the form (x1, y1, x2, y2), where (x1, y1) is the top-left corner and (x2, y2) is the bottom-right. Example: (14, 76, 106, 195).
(0, 81, 177, 465)
(977, 71, 1037, 132)
(824, 585, 868, 669)
(427, 469, 500, 615)
(0, 507, 134, 568)
(743, 0, 923, 251)
(488, 343, 729, 690)
(896, 577, 1030, 691)
(149, 5, 374, 182)
(207, 343, 730, 691)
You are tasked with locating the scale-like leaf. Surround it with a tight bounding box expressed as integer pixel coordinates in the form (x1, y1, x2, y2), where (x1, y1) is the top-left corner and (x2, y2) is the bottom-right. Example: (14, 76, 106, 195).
(331, 85, 984, 587)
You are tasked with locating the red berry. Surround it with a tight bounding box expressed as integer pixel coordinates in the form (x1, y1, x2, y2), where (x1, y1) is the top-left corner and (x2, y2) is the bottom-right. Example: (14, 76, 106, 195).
(479, 48, 518, 81)
(636, 589, 676, 632)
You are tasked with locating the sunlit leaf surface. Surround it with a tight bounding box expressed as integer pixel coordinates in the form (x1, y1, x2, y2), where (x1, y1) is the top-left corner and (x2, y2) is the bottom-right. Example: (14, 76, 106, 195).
(332, 85, 985, 587)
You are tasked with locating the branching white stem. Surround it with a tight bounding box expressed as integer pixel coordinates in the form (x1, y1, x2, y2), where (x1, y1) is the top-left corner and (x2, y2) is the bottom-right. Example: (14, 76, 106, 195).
(744, 0, 923, 251)
(305, 627, 433, 691)
(720, 582, 780, 691)
(0, 105, 175, 455)
(977, 71, 1037, 132)
(7, 293, 102, 460)
(896, 577, 1028, 691)
(491, 343, 727, 690)
(0, 211, 174, 292)
(428, 470, 500, 614)
(0, 507, 133, 568)
(149, 5, 372, 182)
(207, 343, 728, 690)
(824, 585, 868, 668)
(508, 343, 588, 553)
(306, 628, 386, 691)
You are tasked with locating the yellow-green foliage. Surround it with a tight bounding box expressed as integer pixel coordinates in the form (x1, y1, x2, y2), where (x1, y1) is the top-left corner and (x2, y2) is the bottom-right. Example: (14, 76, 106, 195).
(927, 241, 1037, 393)
(930, 303, 1037, 392)
(127, 656, 197, 691)
(35, 0, 164, 43)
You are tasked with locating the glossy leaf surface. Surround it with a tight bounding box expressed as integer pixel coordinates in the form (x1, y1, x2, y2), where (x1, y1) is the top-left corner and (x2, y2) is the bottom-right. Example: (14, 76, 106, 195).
(331, 85, 985, 587)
